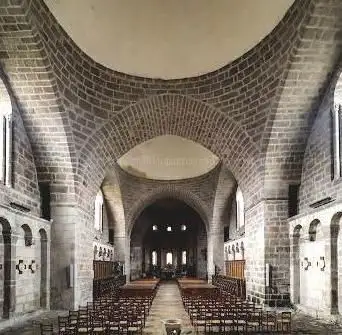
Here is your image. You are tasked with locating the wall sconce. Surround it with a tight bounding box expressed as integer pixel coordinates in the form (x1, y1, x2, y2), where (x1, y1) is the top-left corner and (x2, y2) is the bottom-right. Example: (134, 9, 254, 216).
(303, 257, 311, 271)
(318, 256, 325, 271)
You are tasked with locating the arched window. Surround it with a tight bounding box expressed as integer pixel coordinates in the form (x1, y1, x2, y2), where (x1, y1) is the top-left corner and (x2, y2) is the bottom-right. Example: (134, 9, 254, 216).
(182, 250, 187, 265)
(333, 73, 342, 179)
(0, 79, 12, 186)
(94, 190, 104, 231)
(236, 187, 245, 230)
(166, 252, 173, 265)
(152, 250, 157, 265)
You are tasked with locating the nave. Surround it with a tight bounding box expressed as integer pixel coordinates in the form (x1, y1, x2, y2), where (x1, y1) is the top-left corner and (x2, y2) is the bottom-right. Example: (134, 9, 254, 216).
(2, 278, 342, 334)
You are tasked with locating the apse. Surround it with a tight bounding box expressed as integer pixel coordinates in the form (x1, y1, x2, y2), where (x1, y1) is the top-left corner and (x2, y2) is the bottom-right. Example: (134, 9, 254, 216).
(130, 198, 207, 280)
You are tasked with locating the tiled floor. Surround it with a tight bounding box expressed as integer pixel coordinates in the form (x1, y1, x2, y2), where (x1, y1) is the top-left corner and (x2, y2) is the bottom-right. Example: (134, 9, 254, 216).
(1, 284, 342, 334)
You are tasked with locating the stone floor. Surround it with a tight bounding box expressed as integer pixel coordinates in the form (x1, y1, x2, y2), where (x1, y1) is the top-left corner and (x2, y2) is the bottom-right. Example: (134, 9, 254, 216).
(1, 284, 342, 334)
(143, 281, 194, 334)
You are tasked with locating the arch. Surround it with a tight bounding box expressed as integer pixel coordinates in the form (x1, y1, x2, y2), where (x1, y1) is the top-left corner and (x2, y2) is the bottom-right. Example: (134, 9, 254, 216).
(331, 212, 342, 314)
(263, 0, 342, 195)
(127, 188, 210, 236)
(292, 224, 303, 305)
(308, 219, 321, 242)
(101, 168, 126, 262)
(240, 241, 245, 259)
(21, 224, 33, 247)
(0, 77, 12, 185)
(77, 94, 262, 208)
(93, 245, 98, 260)
(39, 229, 48, 308)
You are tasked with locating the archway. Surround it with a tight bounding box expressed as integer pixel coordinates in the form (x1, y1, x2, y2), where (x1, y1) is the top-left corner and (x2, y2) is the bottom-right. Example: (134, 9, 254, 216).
(130, 198, 208, 281)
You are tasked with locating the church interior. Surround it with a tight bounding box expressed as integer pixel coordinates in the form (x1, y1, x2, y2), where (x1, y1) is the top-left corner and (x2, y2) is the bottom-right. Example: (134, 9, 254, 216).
(0, 0, 341, 333)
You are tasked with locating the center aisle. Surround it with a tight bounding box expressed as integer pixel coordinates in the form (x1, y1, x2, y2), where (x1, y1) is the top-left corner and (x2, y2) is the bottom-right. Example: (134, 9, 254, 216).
(143, 280, 194, 334)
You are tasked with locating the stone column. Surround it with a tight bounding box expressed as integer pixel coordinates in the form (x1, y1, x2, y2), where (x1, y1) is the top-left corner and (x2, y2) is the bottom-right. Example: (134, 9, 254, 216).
(5, 234, 16, 318)
(246, 199, 291, 307)
(322, 223, 333, 314)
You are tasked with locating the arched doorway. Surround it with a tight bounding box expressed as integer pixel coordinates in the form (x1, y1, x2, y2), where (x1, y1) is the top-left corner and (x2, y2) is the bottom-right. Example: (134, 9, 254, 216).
(130, 198, 207, 281)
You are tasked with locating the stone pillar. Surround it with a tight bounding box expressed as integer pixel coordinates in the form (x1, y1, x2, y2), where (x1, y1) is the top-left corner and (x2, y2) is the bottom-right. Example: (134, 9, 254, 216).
(246, 199, 291, 307)
(322, 224, 333, 314)
(50, 204, 77, 310)
(245, 201, 265, 304)
(5, 234, 16, 318)
(113, 236, 126, 262)
(207, 228, 224, 282)
(125, 235, 130, 283)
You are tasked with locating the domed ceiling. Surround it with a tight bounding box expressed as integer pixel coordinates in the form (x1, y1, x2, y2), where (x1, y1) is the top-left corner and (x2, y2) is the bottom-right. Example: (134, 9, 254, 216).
(44, 0, 294, 79)
(117, 135, 220, 180)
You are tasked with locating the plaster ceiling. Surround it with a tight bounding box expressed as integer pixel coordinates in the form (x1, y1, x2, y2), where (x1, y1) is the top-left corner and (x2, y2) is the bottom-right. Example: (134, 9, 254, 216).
(117, 135, 220, 180)
(44, 0, 294, 79)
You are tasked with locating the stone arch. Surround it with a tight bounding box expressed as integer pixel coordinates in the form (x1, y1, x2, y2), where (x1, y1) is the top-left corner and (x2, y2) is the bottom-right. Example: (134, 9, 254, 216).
(101, 168, 126, 262)
(127, 187, 210, 237)
(39, 229, 48, 308)
(240, 241, 245, 259)
(331, 212, 342, 314)
(20, 224, 33, 247)
(93, 245, 98, 260)
(308, 219, 321, 242)
(263, 0, 342, 196)
(77, 94, 262, 208)
(211, 165, 236, 274)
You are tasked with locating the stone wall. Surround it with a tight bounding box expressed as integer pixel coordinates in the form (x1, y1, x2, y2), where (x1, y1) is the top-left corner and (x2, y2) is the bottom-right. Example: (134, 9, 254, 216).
(288, 202, 342, 316)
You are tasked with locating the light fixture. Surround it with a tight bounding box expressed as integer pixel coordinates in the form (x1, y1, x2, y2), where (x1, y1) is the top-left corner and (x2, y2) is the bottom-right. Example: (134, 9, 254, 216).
(152, 225, 158, 231)
(167, 226, 172, 232)
(181, 224, 186, 231)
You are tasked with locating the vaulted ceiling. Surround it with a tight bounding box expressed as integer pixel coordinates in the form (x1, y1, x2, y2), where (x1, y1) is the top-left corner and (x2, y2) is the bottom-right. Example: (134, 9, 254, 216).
(44, 0, 294, 79)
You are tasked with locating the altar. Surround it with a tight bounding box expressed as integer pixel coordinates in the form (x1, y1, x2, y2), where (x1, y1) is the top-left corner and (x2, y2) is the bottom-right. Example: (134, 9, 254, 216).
(161, 265, 175, 280)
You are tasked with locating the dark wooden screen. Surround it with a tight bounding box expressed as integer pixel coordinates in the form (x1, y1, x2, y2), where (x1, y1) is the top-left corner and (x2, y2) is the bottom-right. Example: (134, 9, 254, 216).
(225, 260, 245, 279)
(93, 260, 114, 279)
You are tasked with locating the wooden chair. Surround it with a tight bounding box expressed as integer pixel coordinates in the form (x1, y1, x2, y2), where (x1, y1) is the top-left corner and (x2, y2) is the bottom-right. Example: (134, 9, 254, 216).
(40, 323, 53, 335)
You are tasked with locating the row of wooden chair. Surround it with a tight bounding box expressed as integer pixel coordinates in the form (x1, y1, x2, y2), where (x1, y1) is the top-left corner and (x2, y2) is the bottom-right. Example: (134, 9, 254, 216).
(182, 292, 291, 334)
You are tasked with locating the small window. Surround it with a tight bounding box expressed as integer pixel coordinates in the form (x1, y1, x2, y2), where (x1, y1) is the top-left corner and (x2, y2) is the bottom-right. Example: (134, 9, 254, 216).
(182, 251, 187, 265)
(181, 224, 186, 231)
(236, 187, 245, 230)
(167, 226, 172, 232)
(166, 252, 173, 265)
(152, 225, 158, 231)
(0, 79, 13, 186)
(94, 190, 104, 231)
(152, 251, 157, 265)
